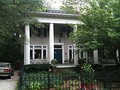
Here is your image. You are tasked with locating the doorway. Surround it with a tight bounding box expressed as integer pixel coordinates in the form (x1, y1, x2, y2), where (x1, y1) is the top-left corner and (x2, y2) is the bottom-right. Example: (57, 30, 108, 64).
(54, 45, 62, 64)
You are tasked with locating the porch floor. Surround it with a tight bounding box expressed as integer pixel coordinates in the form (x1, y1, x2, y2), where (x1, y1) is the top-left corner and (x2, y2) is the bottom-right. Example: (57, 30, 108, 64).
(55, 64, 76, 68)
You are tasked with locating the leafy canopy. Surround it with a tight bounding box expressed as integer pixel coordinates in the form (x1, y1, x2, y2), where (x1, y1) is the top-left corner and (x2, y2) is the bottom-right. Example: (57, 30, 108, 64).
(0, 0, 45, 63)
(70, 0, 120, 51)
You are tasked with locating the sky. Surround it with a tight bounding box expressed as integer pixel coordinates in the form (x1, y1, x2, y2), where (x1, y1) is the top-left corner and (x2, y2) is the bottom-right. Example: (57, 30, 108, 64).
(45, 0, 63, 9)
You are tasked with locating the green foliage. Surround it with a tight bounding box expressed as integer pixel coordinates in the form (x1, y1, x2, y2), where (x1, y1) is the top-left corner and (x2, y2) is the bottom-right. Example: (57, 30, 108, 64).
(0, 0, 45, 63)
(51, 59, 58, 65)
(82, 63, 94, 73)
(60, 69, 78, 75)
(29, 81, 41, 90)
(24, 64, 52, 72)
(61, 0, 78, 14)
(78, 58, 86, 65)
(21, 72, 64, 90)
(81, 64, 96, 86)
(68, 0, 120, 64)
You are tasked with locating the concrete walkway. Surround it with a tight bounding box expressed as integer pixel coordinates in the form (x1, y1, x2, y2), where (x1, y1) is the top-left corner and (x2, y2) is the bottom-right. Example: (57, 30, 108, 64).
(0, 71, 19, 90)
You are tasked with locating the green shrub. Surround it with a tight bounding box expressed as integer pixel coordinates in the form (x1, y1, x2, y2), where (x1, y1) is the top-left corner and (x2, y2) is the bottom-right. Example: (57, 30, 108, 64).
(60, 69, 77, 75)
(75, 65, 82, 73)
(24, 64, 52, 73)
(78, 58, 86, 65)
(51, 59, 58, 65)
(91, 64, 103, 71)
(82, 63, 94, 73)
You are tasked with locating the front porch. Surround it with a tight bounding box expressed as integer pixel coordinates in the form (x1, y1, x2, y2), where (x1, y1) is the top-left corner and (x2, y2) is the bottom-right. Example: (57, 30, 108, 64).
(30, 59, 76, 65)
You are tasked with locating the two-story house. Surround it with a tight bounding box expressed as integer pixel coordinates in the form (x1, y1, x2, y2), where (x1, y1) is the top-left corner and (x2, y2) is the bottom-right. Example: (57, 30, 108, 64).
(24, 10, 100, 66)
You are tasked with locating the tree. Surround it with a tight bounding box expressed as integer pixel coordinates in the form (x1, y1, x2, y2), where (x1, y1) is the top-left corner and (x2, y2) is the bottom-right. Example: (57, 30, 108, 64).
(63, 0, 120, 65)
(61, 0, 89, 14)
(0, 0, 45, 66)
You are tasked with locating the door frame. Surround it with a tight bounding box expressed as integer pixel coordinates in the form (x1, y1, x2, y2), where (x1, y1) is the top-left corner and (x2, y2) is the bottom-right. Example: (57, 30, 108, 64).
(54, 43, 64, 64)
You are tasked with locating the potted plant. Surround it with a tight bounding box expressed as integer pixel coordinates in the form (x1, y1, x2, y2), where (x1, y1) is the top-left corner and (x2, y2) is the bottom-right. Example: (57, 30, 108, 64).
(51, 59, 58, 65)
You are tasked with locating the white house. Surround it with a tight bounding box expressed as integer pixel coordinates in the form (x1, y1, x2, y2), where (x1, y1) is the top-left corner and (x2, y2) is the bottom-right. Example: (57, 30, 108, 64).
(24, 10, 100, 65)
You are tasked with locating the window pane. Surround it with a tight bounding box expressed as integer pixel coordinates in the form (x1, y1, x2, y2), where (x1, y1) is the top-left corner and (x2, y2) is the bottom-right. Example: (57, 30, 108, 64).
(30, 46, 33, 48)
(69, 50, 72, 59)
(44, 29, 47, 37)
(38, 28, 41, 37)
(43, 50, 46, 59)
(69, 46, 72, 48)
(81, 51, 83, 58)
(43, 46, 46, 48)
(54, 45, 62, 48)
(35, 49, 41, 59)
(30, 50, 33, 59)
(35, 46, 41, 48)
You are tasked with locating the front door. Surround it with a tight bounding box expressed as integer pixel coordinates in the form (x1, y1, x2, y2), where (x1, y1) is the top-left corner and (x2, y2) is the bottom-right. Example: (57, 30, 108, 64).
(54, 45, 62, 64)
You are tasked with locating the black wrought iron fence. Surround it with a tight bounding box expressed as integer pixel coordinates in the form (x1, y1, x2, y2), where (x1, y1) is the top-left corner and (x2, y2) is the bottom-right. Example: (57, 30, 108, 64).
(19, 68, 120, 90)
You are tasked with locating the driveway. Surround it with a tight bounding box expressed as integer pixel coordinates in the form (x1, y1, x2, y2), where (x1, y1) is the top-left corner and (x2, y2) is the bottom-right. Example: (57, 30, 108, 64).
(0, 71, 19, 90)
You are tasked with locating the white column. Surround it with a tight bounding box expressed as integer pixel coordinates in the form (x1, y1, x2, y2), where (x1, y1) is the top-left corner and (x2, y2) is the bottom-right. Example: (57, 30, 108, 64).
(83, 51, 88, 62)
(116, 49, 119, 62)
(49, 23, 54, 64)
(24, 25, 30, 65)
(73, 25, 78, 65)
(93, 50, 98, 64)
(83, 52, 86, 58)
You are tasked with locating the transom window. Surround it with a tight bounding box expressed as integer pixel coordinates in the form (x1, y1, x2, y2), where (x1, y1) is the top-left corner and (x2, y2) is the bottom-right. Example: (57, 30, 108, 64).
(30, 45, 47, 60)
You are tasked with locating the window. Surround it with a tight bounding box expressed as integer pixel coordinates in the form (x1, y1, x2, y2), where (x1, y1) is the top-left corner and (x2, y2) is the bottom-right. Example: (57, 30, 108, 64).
(54, 45, 62, 48)
(30, 24, 49, 37)
(44, 25, 49, 37)
(68, 45, 76, 60)
(30, 45, 47, 60)
(43, 50, 46, 59)
(30, 50, 33, 59)
(69, 49, 72, 59)
(35, 49, 41, 59)
(60, 25, 73, 38)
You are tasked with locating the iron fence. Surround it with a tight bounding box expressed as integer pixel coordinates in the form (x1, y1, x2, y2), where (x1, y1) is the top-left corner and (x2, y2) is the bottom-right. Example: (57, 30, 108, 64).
(19, 68, 120, 90)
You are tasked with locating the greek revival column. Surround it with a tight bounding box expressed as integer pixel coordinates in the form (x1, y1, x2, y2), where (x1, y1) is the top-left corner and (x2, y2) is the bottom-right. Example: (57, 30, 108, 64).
(116, 49, 119, 62)
(93, 50, 98, 64)
(49, 23, 54, 64)
(73, 25, 78, 65)
(83, 52, 88, 62)
(24, 25, 30, 65)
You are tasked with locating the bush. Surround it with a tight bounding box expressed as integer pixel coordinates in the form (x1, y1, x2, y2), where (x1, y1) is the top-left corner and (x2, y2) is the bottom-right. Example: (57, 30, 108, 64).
(51, 59, 58, 65)
(60, 69, 77, 75)
(91, 64, 103, 71)
(78, 58, 86, 65)
(24, 64, 52, 73)
(75, 65, 82, 73)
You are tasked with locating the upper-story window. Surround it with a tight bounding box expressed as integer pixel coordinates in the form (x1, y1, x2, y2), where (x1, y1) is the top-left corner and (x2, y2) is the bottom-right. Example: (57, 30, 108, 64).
(60, 25, 73, 38)
(30, 24, 49, 37)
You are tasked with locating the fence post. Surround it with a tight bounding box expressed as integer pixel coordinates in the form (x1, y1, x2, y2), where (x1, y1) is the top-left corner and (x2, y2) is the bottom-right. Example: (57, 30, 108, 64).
(19, 66, 24, 90)
(80, 71, 83, 90)
(48, 69, 51, 90)
(109, 72, 112, 90)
